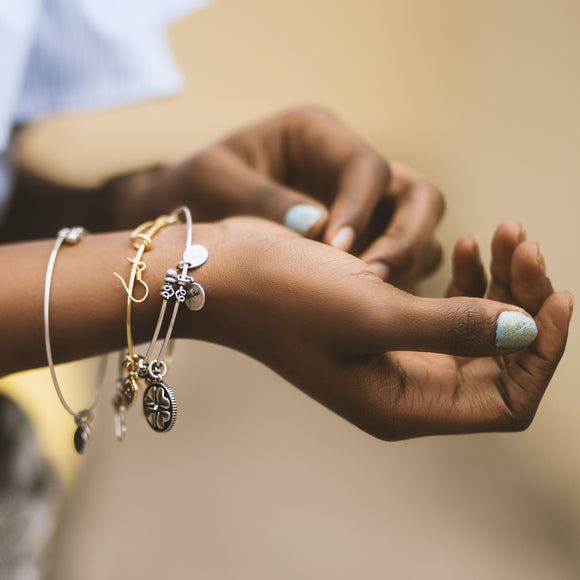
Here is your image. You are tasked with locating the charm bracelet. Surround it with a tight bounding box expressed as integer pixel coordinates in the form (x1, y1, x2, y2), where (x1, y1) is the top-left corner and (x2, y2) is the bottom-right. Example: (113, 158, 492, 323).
(114, 206, 208, 438)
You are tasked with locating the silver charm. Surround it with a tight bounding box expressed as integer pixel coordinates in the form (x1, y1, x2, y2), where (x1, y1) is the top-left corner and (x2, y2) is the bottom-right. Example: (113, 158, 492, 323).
(185, 282, 206, 311)
(60, 226, 87, 246)
(74, 425, 91, 454)
(182, 244, 208, 269)
(114, 408, 127, 442)
(175, 286, 187, 303)
(73, 409, 94, 454)
(143, 382, 177, 433)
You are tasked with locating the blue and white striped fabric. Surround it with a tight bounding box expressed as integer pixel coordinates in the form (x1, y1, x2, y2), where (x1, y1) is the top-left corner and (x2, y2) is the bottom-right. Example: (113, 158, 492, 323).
(0, 0, 211, 221)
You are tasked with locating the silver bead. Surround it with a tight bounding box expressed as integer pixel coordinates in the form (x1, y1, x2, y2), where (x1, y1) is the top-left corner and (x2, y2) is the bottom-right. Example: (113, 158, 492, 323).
(62, 226, 87, 245)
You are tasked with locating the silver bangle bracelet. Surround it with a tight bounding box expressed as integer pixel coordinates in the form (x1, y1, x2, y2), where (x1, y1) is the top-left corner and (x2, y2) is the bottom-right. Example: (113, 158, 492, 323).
(44, 226, 102, 454)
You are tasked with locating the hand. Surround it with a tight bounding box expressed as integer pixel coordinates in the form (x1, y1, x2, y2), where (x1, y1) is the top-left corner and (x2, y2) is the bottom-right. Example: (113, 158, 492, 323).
(182, 218, 571, 440)
(144, 107, 444, 289)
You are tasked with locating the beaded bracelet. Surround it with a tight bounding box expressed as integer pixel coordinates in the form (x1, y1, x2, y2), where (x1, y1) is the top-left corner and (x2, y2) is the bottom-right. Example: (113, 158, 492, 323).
(44, 226, 103, 454)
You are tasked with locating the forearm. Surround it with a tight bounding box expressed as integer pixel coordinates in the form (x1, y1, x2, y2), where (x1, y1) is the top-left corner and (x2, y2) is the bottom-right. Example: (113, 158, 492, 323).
(0, 222, 222, 377)
(0, 165, 170, 243)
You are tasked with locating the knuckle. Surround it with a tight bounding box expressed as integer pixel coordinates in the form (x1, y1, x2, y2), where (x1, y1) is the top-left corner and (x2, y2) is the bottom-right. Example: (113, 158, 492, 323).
(418, 182, 446, 219)
(445, 303, 489, 355)
(187, 148, 213, 174)
(505, 410, 534, 432)
(367, 152, 391, 184)
(248, 184, 283, 216)
(385, 237, 416, 271)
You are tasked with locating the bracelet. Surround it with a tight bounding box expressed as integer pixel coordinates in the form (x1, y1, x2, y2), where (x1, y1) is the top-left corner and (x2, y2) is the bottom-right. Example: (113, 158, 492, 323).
(112, 211, 180, 441)
(138, 206, 208, 434)
(113, 206, 208, 438)
(44, 226, 102, 454)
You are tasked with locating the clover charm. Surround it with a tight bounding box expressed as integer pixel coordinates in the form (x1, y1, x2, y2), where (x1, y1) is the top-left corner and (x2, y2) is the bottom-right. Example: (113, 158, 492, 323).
(143, 382, 177, 433)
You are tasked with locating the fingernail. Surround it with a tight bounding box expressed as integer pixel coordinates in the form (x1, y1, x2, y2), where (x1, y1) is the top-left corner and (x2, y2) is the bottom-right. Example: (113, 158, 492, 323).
(537, 244, 547, 274)
(518, 225, 527, 243)
(369, 262, 390, 280)
(496, 311, 538, 348)
(330, 225, 356, 251)
(284, 205, 323, 236)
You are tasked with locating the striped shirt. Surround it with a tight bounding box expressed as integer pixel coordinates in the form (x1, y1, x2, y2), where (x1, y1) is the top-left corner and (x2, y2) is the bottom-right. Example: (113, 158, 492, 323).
(0, 0, 210, 221)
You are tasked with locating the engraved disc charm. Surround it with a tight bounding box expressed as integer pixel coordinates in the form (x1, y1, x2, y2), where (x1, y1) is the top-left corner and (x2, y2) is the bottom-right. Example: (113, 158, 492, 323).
(143, 382, 177, 433)
(185, 282, 206, 311)
(182, 244, 208, 269)
(74, 425, 91, 454)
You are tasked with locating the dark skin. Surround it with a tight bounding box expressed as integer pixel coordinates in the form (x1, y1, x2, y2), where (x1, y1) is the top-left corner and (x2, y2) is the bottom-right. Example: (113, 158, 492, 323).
(5, 107, 443, 292)
(0, 108, 571, 439)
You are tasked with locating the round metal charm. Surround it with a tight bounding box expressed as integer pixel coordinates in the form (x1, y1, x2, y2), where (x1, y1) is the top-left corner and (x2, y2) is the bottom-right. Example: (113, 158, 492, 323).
(185, 282, 206, 311)
(143, 382, 177, 433)
(182, 244, 209, 269)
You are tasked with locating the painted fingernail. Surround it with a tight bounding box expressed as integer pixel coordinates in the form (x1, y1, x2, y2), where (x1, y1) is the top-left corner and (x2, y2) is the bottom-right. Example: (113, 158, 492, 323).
(496, 311, 537, 348)
(284, 204, 323, 235)
(369, 261, 390, 280)
(330, 225, 356, 251)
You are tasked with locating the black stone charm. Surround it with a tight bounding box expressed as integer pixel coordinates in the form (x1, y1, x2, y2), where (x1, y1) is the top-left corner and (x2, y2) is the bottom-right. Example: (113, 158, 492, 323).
(143, 381, 177, 433)
(74, 424, 91, 454)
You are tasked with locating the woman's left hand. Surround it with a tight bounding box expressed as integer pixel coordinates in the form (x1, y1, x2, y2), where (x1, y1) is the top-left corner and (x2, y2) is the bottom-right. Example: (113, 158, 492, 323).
(142, 107, 444, 290)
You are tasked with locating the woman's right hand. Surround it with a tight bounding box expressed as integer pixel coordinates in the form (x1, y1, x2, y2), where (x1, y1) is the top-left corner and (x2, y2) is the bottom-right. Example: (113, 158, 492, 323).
(177, 217, 571, 440)
(1, 215, 569, 440)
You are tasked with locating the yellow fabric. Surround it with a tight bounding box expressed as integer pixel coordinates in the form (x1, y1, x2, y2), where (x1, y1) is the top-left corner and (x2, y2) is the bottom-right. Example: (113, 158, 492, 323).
(0, 363, 94, 486)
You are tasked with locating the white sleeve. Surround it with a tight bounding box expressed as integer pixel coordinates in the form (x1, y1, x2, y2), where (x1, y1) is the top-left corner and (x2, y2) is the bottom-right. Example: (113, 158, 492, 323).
(15, 0, 212, 123)
(0, 0, 211, 221)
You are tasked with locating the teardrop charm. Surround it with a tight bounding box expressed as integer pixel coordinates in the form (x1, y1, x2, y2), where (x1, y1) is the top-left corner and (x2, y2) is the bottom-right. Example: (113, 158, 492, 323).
(74, 424, 91, 454)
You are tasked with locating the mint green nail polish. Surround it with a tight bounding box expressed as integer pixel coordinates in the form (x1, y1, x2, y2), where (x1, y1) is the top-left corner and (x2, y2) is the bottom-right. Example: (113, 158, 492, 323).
(284, 205, 322, 236)
(496, 311, 538, 348)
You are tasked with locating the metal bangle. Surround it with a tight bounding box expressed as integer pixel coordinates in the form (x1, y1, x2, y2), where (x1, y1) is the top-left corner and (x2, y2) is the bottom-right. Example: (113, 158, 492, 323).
(44, 226, 103, 454)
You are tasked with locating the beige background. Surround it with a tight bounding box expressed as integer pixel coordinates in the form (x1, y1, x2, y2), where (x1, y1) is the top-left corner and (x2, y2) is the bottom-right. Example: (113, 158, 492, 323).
(16, 0, 579, 578)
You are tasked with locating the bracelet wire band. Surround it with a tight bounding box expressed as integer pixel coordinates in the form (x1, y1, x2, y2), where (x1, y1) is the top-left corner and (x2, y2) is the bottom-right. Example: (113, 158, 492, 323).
(44, 226, 101, 454)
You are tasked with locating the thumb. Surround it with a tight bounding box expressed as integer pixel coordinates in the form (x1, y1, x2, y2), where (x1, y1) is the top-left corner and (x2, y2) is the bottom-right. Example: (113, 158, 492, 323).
(219, 148, 329, 238)
(183, 146, 328, 238)
(357, 290, 538, 357)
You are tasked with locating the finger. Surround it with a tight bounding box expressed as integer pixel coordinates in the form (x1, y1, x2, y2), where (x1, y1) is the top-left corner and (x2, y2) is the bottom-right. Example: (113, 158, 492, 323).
(186, 146, 329, 238)
(445, 235, 487, 298)
(347, 289, 538, 358)
(495, 291, 572, 430)
(323, 153, 390, 251)
(359, 165, 445, 279)
(388, 236, 442, 290)
(510, 241, 554, 315)
(487, 220, 526, 303)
